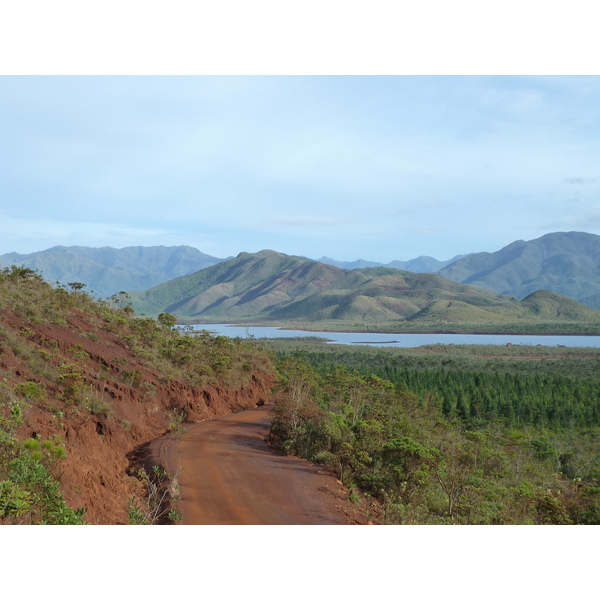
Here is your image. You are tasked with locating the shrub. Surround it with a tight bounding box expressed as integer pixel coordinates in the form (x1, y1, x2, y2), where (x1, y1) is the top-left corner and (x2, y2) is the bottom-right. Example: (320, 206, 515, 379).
(14, 381, 46, 402)
(128, 465, 181, 525)
(84, 392, 113, 420)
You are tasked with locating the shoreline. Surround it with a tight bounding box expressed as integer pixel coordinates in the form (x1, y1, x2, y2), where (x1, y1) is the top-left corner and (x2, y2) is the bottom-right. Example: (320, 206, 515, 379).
(181, 320, 600, 337)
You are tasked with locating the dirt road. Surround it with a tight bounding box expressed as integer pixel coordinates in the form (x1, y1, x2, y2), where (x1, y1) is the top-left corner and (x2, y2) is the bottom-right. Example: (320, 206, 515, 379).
(147, 405, 369, 525)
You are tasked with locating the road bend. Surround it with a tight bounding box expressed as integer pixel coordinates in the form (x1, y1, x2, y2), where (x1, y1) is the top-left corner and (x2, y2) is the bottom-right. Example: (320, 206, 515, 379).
(148, 405, 350, 525)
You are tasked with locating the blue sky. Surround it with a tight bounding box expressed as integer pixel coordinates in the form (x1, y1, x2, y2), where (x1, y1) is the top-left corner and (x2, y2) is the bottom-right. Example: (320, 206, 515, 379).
(1, 75, 599, 262)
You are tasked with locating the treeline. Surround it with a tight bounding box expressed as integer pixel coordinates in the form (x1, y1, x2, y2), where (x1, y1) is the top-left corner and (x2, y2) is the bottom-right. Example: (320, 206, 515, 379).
(266, 319, 600, 335)
(266, 341, 600, 429)
(390, 369, 600, 429)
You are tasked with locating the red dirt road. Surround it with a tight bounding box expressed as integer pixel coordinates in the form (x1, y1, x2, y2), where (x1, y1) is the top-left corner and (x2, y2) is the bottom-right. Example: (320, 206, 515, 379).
(148, 405, 369, 525)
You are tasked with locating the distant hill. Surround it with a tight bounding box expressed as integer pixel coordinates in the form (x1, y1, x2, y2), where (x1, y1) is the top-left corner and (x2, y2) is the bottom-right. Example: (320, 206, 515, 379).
(0, 245, 228, 297)
(129, 250, 600, 331)
(319, 254, 467, 272)
(438, 232, 600, 309)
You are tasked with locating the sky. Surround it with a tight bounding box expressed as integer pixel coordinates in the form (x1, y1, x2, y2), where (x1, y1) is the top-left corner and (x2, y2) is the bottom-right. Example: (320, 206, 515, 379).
(1, 75, 599, 263)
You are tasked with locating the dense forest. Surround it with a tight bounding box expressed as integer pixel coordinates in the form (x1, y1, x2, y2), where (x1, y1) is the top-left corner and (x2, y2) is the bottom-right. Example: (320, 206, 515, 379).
(265, 338, 600, 524)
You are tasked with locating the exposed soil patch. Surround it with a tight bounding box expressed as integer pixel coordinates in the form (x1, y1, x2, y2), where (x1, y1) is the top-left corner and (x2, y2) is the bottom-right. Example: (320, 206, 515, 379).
(1, 305, 273, 524)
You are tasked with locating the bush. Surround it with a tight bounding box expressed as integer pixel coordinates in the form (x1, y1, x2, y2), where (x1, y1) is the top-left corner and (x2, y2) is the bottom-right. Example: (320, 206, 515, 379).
(14, 381, 46, 402)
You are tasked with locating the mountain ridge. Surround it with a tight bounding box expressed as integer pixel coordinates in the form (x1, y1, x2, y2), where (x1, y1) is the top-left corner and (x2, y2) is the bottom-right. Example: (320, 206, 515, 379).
(438, 231, 600, 308)
(319, 253, 468, 272)
(0, 245, 229, 297)
(128, 249, 600, 332)
(0, 244, 469, 298)
(4, 231, 600, 313)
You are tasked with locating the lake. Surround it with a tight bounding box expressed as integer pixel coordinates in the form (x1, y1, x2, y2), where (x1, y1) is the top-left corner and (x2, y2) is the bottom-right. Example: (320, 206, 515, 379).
(187, 324, 600, 349)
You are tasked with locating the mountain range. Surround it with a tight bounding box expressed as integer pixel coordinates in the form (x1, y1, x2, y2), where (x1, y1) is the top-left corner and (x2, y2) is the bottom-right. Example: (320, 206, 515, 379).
(318, 254, 468, 272)
(0, 245, 468, 298)
(438, 231, 600, 309)
(0, 245, 228, 297)
(128, 249, 600, 329)
(3, 231, 600, 314)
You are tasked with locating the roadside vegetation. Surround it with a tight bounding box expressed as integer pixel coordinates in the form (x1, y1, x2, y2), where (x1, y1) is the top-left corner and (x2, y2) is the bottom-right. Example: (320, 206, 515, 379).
(0, 386, 86, 524)
(265, 338, 600, 524)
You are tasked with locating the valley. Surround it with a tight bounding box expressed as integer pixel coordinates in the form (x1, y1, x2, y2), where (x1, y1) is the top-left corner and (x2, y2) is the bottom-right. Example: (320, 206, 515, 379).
(1, 264, 600, 525)
(3, 231, 600, 525)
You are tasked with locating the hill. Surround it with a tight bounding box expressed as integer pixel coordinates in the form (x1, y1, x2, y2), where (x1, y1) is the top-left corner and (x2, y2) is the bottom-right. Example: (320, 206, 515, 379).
(129, 250, 600, 332)
(0, 265, 273, 523)
(438, 231, 600, 308)
(0, 245, 227, 298)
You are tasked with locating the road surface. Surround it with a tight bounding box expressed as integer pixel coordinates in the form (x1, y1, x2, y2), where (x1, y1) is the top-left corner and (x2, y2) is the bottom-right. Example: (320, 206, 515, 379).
(147, 405, 367, 525)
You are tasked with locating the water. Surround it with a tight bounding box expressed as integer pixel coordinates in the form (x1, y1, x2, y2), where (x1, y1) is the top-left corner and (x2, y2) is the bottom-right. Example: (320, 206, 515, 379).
(186, 323, 600, 349)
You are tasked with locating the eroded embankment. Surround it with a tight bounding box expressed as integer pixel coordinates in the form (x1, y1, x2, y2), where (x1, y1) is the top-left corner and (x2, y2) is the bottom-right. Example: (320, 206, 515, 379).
(1, 302, 273, 524)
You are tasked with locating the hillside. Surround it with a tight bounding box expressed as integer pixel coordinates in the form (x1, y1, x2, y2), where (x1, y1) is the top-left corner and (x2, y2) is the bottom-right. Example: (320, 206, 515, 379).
(129, 250, 600, 332)
(0, 266, 274, 523)
(438, 231, 600, 308)
(129, 250, 510, 320)
(1, 245, 227, 298)
(130, 250, 372, 317)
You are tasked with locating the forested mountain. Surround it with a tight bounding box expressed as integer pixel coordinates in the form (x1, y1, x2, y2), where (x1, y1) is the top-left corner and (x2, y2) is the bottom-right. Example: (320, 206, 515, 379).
(0, 246, 227, 297)
(438, 232, 600, 308)
(319, 254, 467, 272)
(128, 249, 600, 329)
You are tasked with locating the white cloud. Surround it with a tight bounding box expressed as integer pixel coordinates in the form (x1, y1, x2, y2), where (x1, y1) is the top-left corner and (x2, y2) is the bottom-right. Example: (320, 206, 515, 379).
(542, 205, 600, 230)
(565, 177, 596, 185)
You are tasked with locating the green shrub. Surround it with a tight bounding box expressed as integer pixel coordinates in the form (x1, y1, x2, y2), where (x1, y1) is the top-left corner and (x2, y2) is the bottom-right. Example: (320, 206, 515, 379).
(14, 381, 46, 402)
(84, 392, 113, 419)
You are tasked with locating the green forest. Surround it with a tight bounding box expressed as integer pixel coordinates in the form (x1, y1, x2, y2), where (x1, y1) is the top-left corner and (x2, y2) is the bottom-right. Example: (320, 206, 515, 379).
(264, 338, 600, 524)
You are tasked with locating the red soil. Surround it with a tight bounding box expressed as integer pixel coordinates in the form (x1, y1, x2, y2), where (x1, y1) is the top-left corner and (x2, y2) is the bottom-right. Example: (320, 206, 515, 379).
(146, 404, 373, 525)
(2, 306, 372, 524)
(1, 307, 271, 523)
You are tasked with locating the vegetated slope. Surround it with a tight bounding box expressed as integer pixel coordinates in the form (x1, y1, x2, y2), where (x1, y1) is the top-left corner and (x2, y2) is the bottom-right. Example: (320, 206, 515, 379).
(0, 266, 274, 524)
(128, 250, 600, 330)
(319, 253, 468, 272)
(267, 345, 600, 524)
(130, 250, 374, 318)
(1, 245, 227, 298)
(438, 231, 600, 308)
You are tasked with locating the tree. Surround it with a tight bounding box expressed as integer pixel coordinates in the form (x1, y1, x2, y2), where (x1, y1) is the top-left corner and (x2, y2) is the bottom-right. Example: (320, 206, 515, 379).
(158, 313, 178, 329)
(382, 437, 437, 505)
